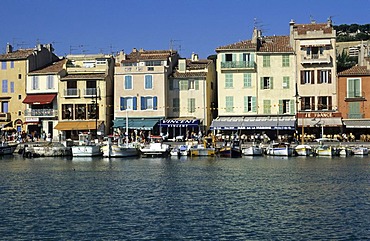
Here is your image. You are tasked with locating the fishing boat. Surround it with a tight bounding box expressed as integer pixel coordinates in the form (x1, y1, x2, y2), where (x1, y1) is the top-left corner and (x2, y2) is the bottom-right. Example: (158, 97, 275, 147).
(218, 145, 242, 158)
(102, 136, 139, 157)
(295, 144, 313, 156)
(314, 145, 336, 156)
(0, 142, 18, 155)
(170, 145, 190, 156)
(266, 142, 294, 156)
(351, 146, 369, 155)
(242, 144, 263, 156)
(72, 133, 102, 157)
(139, 135, 170, 157)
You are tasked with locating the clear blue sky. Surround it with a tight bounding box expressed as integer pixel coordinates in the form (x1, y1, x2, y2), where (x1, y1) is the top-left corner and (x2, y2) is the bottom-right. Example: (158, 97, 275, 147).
(1, 0, 369, 59)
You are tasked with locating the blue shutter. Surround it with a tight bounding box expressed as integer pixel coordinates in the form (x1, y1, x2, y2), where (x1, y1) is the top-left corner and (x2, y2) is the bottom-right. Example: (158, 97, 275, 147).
(3, 102, 8, 112)
(141, 97, 146, 110)
(133, 97, 137, 110)
(120, 97, 125, 110)
(153, 96, 158, 110)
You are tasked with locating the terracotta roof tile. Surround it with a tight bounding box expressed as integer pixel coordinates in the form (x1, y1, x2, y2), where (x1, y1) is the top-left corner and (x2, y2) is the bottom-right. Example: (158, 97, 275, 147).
(61, 73, 107, 80)
(338, 65, 370, 76)
(0, 49, 35, 60)
(259, 36, 294, 52)
(122, 49, 176, 63)
(173, 58, 212, 78)
(186, 59, 212, 70)
(29, 59, 66, 74)
(216, 40, 256, 51)
(173, 72, 207, 78)
(295, 23, 333, 35)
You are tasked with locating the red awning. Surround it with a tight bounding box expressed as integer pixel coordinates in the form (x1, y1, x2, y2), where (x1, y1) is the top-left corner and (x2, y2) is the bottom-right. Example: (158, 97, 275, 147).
(23, 94, 56, 105)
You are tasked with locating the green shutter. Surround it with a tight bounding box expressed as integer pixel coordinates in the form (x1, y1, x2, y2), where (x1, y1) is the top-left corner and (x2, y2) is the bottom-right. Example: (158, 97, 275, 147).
(221, 54, 225, 62)
(355, 79, 361, 97)
(195, 80, 199, 90)
(244, 96, 247, 112)
(270, 77, 273, 89)
(290, 99, 295, 114)
(279, 100, 283, 114)
(252, 96, 257, 112)
(260, 77, 264, 89)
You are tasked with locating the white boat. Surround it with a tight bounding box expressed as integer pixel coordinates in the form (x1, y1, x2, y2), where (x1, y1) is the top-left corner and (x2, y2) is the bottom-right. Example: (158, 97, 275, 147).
(170, 145, 190, 156)
(72, 133, 102, 157)
(242, 144, 263, 156)
(266, 142, 294, 156)
(140, 142, 170, 157)
(338, 147, 352, 157)
(0, 142, 18, 155)
(295, 144, 313, 156)
(102, 136, 139, 157)
(314, 145, 335, 156)
(189, 144, 216, 156)
(351, 146, 369, 155)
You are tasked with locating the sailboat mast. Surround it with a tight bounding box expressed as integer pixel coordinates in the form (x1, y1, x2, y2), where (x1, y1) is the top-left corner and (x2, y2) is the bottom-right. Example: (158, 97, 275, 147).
(126, 110, 129, 145)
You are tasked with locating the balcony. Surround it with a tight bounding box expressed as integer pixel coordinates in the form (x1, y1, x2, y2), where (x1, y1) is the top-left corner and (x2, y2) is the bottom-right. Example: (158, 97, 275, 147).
(301, 53, 331, 64)
(221, 61, 255, 71)
(24, 109, 58, 117)
(0, 112, 11, 122)
(64, 88, 80, 98)
(118, 65, 165, 73)
(84, 88, 100, 97)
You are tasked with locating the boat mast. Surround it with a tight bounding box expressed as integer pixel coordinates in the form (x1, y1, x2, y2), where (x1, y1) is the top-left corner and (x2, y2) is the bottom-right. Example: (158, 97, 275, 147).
(126, 110, 129, 145)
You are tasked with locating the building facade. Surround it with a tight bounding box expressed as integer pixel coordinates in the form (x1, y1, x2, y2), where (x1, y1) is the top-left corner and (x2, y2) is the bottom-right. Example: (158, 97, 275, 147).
(0, 43, 59, 133)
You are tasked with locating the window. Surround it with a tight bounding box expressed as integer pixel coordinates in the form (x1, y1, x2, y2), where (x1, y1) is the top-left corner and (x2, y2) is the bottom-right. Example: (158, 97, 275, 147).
(318, 96, 332, 110)
(96, 58, 107, 65)
(31, 76, 39, 90)
(306, 46, 323, 59)
(47, 75, 54, 89)
(2, 79, 8, 93)
(318, 70, 331, 83)
(169, 79, 179, 90)
(243, 73, 252, 88)
(75, 104, 87, 119)
(1, 101, 9, 113)
(225, 96, 233, 112)
(189, 80, 199, 90)
(242, 53, 251, 62)
(62, 104, 73, 119)
(87, 103, 99, 119)
(283, 76, 290, 89)
(348, 102, 362, 118)
(225, 74, 233, 88)
(279, 100, 291, 114)
(10, 82, 14, 93)
(141, 96, 157, 110)
(261, 77, 273, 89)
(173, 98, 179, 112)
(10, 61, 14, 68)
(301, 70, 314, 84)
(347, 78, 361, 98)
(263, 100, 271, 114)
(263, 55, 270, 67)
(180, 80, 188, 90)
(188, 98, 195, 113)
(301, 96, 315, 110)
(144, 75, 153, 89)
(120, 97, 137, 110)
(282, 55, 290, 67)
(124, 75, 132, 89)
(225, 54, 233, 62)
(244, 96, 256, 112)
(18, 74, 22, 79)
(1, 62, 6, 70)
(145, 60, 162, 66)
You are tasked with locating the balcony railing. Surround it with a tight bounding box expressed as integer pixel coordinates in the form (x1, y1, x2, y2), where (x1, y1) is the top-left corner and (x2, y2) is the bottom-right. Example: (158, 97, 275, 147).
(64, 88, 80, 97)
(347, 113, 364, 119)
(84, 88, 100, 97)
(221, 61, 255, 70)
(24, 109, 58, 117)
(301, 53, 331, 64)
(0, 112, 11, 121)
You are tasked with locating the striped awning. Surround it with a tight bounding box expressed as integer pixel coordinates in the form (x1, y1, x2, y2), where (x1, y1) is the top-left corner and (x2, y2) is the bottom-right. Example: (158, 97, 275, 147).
(298, 117, 342, 127)
(55, 121, 102, 131)
(211, 116, 295, 130)
(343, 119, 370, 128)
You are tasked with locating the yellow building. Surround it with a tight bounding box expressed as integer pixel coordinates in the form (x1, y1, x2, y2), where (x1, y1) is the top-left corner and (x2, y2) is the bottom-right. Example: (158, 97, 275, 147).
(0, 43, 59, 133)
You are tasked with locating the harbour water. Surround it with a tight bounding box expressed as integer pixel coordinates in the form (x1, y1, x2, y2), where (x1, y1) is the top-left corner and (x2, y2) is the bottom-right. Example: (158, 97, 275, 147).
(0, 154, 369, 240)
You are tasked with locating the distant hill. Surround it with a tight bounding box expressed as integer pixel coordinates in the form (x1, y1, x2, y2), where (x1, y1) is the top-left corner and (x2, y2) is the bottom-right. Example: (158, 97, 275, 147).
(334, 24, 370, 42)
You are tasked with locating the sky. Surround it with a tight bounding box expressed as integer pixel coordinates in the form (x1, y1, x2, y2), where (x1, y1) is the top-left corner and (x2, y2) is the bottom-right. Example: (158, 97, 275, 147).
(1, 0, 369, 59)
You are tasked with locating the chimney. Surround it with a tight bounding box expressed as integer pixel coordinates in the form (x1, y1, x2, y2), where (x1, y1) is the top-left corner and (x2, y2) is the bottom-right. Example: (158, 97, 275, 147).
(289, 19, 295, 49)
(327, 16, 332, 27)
(132, 48, 137, 53)
(191, 53, 199, 61)
(6, 43, 13, 53)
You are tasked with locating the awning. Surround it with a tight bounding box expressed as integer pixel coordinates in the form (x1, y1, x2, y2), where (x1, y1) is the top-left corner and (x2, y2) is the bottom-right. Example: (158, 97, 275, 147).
(343, 119, 370, 128)
(160, 119, 200, 128)
(55, 121, 102, 131)
(298, 117, 342, 127)
(300, 39, 331, 47)
(211, 116, 295, 130)
(23, 94, 57, 105)
(113, 118, 159, 130)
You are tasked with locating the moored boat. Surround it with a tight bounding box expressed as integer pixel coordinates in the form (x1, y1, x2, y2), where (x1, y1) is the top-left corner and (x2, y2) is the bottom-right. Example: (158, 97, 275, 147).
(351, 146, 369, 155)
(314, 145, 336, 156)
(218, 146, 242, 158)
(0, 142, 18, 155)
(295, 144, 313, 156)
(242, 144, 263, 156)
(139, 142, 170, 157)
(266, 142, 294, 156)
(102, 136, 139, 158)
(72, 133, 102, 157)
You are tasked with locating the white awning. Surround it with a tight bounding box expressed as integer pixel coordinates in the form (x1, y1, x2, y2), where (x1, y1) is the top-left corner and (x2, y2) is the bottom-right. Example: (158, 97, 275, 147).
(298, 117, 342, 127)
(300, 39, 331, 47)
(343, 119, 370, 128)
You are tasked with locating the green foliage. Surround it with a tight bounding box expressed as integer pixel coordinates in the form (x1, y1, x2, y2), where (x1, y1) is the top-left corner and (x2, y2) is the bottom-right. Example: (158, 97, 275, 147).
(334, 23, 370, 42)
(337, 50, 357, 73)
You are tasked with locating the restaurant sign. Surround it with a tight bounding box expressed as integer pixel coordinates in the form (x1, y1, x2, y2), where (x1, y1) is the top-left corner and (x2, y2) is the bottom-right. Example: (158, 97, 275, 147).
(161, 119, 200, 128)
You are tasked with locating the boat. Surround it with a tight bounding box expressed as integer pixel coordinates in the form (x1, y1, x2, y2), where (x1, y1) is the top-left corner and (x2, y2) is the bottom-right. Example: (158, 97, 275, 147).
(351, 146, 369, 155)
(218, 145, 242, 158)
(295, 144, 313, 156)
(337, 146, 352, 157)
(242, 144, 263, 156)
(139, 135, 170, 157)
(188, 138, 216, 157)
(72, 133, 102, 157)
(314, 145, 336, 156)
(170, 145, 190, 156)
(102, 136, 139, 157)
(0, 142, 18, 155)
(266, 142, 294, 156)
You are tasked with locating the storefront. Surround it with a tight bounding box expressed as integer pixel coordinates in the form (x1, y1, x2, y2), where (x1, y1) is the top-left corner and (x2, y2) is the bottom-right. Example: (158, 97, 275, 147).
(297, 112, 343, 139)
(160, 119, 201, 140)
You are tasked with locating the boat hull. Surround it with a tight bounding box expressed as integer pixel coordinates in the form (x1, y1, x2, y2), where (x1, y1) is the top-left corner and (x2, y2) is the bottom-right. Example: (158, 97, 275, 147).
(0, 143, 17, 155)
(242, 146, 263, 156)
(72, 145, 102, 157)
(102, 144, 139, 157)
